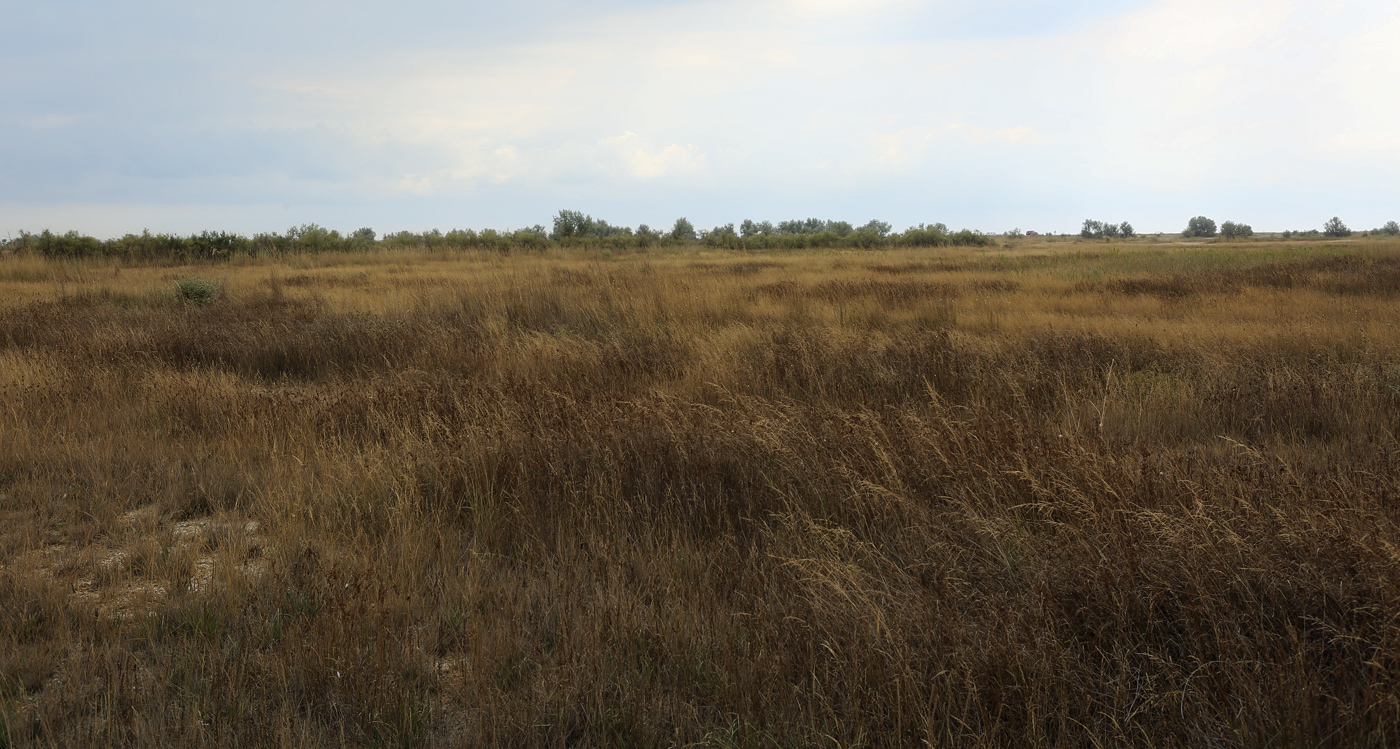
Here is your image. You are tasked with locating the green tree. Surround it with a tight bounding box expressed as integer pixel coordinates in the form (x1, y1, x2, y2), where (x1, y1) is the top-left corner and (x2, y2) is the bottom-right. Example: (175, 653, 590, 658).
(1381, 221, 1400, 236)
(858, 220, 892, 237)
(740, 219, 760, 238)
(1324, 217, 1352, 238)
(551, 210, 594, 240)
(671, 217, 697, 241)
(1183, 216, 1217, 238)
(1220, 221, 1253, 240)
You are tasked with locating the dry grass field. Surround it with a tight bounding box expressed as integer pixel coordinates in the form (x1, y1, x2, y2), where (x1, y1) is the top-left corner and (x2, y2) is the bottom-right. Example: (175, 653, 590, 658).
(2, 238, 1400, 746)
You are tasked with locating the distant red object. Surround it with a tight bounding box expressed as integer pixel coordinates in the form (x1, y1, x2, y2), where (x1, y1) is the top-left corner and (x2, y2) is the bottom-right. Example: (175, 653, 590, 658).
(1026, 231, 1040, 236)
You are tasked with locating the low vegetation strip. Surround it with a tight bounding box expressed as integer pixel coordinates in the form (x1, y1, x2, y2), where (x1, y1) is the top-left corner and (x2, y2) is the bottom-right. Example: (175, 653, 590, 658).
(1, 240, 1399, 746)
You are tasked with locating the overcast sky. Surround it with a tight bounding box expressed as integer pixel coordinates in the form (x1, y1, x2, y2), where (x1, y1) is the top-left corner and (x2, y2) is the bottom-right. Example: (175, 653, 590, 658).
(2, 0, 1397, 237)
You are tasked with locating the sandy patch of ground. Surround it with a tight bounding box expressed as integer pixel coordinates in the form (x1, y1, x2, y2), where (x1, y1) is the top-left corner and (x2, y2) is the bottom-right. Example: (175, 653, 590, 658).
(3, 508, 272, 619)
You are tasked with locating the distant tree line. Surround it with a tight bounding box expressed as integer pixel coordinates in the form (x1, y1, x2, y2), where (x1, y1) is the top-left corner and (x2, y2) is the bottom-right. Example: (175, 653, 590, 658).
(0, 225, 555, 262)
(550, 211, 988, 249)
(6, 212, 1393, 261)
(696, 218, 989, 249)
(1184, 215, 1400, 241)
(0, 212, 993, 261)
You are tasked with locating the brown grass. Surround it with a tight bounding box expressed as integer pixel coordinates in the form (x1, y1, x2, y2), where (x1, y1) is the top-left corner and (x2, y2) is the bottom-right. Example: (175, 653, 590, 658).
(2, 239, 1400, 746)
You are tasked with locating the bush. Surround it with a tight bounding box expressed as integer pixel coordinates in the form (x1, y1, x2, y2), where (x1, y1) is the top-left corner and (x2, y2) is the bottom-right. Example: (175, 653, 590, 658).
(1183, 216, 1217, 238)
(1324, 217, 1352, 238)
(1378, 221, 1398, 237)
(175, 277, 220, 305)
(901, 223, 951, 247)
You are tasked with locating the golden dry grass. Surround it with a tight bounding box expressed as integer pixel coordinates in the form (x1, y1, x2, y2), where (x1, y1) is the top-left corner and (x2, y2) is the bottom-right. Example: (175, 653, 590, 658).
(2, 239, 1400, 746)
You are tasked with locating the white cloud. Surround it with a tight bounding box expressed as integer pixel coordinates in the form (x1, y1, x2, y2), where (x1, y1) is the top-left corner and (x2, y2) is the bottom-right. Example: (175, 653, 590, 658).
(1325, 8, 1400, 154)
(599, 132, 707, 179)
(779, 0, 912, 17)
(3, 0, 1397, 235)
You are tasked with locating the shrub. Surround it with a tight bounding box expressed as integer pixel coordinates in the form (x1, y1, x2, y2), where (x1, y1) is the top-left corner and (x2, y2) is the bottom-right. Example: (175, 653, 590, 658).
(901, 223, 951, 247)
(175, 277, 220, 305)
(1379, 221, 1399, 237)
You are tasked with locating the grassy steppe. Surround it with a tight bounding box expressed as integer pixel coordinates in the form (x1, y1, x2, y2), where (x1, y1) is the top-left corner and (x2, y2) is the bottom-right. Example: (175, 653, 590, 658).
(2, 239, 1399, 746)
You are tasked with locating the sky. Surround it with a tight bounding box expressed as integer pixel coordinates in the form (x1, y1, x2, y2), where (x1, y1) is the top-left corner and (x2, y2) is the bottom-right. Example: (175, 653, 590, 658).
(1, 0, 1397, 238)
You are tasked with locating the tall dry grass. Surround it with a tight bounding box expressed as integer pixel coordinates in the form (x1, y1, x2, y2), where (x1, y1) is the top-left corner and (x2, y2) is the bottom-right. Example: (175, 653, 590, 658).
(2, 240, 1399, 746)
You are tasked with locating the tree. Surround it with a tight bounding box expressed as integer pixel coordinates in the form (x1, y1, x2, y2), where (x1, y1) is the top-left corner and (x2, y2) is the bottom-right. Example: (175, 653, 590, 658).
(858, 219, 892, 237)
(671, 217, 697, 241)
(552, 209, 594, 240)
(1081, 220, 1132, 240)
(552, 210, 632, 239)
(1323, 217, 1351, 238)
(739, 219, 778, 237)
(351, 227, 376, 242)
(1382, 221, 1400, 236)
(1220, 221, 1253, 240)
(1183, 216, 1217, 238)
